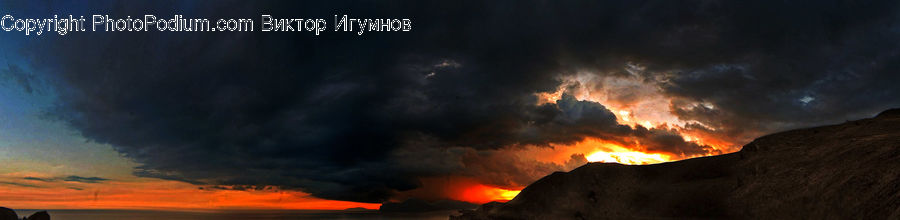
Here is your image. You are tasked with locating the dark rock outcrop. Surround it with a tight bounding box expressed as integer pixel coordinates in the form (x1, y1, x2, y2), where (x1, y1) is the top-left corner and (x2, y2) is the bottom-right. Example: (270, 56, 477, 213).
(24, 211, 49, 220)
(454, 109, 900, 219)
(0, 207, 16, 220)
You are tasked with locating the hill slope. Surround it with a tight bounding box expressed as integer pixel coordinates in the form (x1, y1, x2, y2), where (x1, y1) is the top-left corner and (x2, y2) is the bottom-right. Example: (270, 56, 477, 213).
(454, 109, 900, 219)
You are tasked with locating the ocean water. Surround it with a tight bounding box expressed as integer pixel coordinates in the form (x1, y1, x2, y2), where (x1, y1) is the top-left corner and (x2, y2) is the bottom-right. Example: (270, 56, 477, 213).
(13, 210, 455, 220)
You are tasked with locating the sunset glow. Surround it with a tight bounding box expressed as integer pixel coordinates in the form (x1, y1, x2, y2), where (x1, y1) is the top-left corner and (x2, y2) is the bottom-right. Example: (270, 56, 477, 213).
(516, 137, 676, 167)
(0, 175, 380, 210)
(393, 177, 523, 204)
(579, 138, 673, 165)
(585, 150, 670, 165)
(461, 184, 521, 203)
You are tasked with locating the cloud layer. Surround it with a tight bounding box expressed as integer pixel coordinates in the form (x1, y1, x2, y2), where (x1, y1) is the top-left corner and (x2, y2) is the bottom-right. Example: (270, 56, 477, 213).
(8, 0, 900, 203)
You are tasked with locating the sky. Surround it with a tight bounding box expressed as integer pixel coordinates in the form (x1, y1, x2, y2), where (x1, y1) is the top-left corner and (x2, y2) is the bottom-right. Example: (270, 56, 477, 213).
(2, 0, 900, 211)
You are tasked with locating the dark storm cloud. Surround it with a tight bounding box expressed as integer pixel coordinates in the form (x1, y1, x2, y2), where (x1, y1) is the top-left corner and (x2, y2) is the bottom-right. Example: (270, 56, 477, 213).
(11, 0, 900, 203)
(518, 93, 714, 156)
(636, 1, 900, 142)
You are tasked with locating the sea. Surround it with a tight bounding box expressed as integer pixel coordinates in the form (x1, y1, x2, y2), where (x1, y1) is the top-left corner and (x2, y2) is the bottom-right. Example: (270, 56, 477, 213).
(13, 209, 456, 220)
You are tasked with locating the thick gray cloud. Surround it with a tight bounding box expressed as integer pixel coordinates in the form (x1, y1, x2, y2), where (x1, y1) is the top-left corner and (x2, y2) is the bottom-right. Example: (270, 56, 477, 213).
(8, 0, 900, 203)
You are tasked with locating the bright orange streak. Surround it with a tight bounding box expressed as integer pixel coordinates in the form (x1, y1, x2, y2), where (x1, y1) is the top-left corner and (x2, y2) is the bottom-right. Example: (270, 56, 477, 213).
(499, 190, 520, 200)
(578, 139, 672, 165)
(585, 150, 670, 165)
(519, 138, 674, 166)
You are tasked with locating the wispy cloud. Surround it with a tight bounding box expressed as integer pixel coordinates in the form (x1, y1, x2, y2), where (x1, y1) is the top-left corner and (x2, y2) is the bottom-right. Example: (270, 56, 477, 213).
(23, 175, 110, 184)
(23, 177, 53, 182)
(0, 181, 41, 188)
(63, 176, 109, 183)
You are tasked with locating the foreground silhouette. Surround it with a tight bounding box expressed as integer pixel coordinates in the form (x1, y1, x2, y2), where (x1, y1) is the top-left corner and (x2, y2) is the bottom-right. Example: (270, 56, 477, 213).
(0, 208, 49, 220)
(454, 109, 900, 219)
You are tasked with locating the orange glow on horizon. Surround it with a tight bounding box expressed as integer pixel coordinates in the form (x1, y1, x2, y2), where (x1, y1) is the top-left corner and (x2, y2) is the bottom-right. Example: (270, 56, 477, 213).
(0, 176, 381, 210)
(459, 184, 521, 203)
(520, 138, 676, 166)
(393, 177, 522, 204)
(585, 150, 670, 165)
